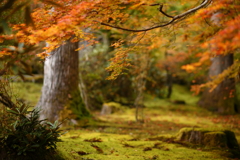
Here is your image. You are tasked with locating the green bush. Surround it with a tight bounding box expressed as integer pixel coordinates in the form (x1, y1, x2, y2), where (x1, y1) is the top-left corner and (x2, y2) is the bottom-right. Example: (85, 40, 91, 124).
(0, 104, 62, 160)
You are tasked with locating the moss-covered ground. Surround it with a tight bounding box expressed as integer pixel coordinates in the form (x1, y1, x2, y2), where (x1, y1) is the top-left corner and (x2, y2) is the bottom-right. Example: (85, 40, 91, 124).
(10, 82, 42, 107)
(11, 83, 240, 160)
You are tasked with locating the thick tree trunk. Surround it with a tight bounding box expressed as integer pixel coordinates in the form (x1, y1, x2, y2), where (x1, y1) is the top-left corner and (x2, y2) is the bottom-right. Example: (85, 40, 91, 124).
(198, 54, 236, 114)
(36, 40, 90, 122)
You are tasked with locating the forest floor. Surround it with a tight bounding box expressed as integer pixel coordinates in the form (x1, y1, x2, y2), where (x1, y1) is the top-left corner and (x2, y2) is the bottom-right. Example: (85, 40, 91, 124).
(55, 85, 240, 160)
(12, 83, 240, 160)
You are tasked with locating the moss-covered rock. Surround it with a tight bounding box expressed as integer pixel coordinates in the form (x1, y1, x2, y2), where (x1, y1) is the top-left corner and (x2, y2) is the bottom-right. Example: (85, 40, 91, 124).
(203, 132, 227, 148)
(176, 128, 239, 149)
(100, 102, 125, 115)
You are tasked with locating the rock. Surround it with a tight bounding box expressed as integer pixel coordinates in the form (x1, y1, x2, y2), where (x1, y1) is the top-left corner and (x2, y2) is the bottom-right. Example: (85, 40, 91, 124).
(70, 119, 78, 125)
(100, 102, 124, 115)
(176, 127, 239, 149)
(100, 103, 112, 115)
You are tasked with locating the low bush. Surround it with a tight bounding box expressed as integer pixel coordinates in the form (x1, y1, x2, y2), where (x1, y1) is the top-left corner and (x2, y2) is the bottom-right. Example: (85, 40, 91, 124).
(0, 93, 62, 160)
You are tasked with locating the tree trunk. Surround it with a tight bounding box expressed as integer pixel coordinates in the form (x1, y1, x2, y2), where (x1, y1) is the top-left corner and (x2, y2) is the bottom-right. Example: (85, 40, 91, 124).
(78, 39, 94, 111)
(198, 54, 236, 114)
(36, 40, 90, 122)
(198, 11, 238, 114)
(165, 52, 173, 98)
(133, 54, 151, 122)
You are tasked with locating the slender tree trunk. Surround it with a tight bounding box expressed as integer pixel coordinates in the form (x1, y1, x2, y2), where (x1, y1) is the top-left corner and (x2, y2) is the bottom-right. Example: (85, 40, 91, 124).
(78, 38, 94, 111)
(134, 54, 151, 122)
(134, 77, 146, 123)
(164, 52, 173, 98)
(36, 40, 90, 122)
(198, 54, 236, 114)
(166, 70, 173, 98)
(79, 71, 90, 110)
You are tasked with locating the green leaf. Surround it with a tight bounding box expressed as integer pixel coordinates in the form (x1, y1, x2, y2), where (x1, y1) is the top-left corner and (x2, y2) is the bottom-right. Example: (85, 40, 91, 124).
(7, 109, 19, 115)
(53, 120, 59, 128)
(19, 103, 26, 113)
(46, 122, 54, 127)
(31, 144, 40, 148)
(13, 120, 19, 129)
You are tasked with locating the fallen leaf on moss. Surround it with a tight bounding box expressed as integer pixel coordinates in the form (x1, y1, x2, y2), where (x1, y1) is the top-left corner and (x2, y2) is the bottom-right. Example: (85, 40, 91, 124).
(91, 144, 104, 153)
(143, 147, 152, 151)
(84, 137, 103, 142)
(77, 151, 89, 155)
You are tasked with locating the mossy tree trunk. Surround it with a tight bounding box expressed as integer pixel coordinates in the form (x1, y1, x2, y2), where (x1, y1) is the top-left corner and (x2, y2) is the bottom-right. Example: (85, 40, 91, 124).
(36, 40, 90, 122)
(198, 54, 236, 114)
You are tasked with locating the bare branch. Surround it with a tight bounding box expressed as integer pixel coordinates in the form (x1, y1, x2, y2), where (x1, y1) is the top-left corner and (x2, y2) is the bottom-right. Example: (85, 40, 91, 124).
(142, 3, 160, 7)
(158, 4, 174, 18)
(99, 0, 212, 32)
(149, 3, 160, 6)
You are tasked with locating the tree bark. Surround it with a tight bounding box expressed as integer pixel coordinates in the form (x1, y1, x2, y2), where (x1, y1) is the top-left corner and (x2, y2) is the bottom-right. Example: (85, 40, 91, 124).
(198, 54, 236, 114)
(36, 40, 90, 122)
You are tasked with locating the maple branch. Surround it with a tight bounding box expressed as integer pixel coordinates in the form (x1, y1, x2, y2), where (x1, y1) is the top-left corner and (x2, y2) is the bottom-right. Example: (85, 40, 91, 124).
(158, 4, 174, 18)
(142, 3, 160, 7)
(99, 0, 212, 32)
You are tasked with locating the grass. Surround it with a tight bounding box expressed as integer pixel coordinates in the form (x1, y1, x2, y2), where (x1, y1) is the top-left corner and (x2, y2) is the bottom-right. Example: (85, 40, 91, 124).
(9, 82, 240, 160)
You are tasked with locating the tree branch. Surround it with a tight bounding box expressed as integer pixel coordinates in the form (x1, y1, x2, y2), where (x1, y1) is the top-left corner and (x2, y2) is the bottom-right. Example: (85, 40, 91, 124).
(99, 0, 212, 32)
(158, 4, 174, 18)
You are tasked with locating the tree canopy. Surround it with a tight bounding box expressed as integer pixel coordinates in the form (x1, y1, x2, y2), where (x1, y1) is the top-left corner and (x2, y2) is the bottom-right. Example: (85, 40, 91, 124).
(0, 0, 239, 92)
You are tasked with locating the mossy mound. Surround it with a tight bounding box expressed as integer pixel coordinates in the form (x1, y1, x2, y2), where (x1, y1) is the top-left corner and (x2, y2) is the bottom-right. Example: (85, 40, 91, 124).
(176, 127, 239, 149)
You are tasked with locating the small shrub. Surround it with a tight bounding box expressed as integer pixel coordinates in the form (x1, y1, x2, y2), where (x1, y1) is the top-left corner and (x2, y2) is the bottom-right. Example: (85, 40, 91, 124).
(0, 104, 62, 160)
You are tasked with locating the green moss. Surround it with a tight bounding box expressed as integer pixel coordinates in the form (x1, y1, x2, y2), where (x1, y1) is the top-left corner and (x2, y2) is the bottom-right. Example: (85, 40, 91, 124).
(176, 128, 239, 151)
(69, 90, 91, 119)
(171, 84, 199, 105)
(56, 130, 228, 160)
(204, 132, 227, 148)
(7, 82, 240, 159)
(10, 82, 42, 107)
(104, 102, 121, 108)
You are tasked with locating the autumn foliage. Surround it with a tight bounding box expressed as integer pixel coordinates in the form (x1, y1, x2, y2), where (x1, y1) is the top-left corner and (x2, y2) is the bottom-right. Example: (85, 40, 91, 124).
(181, 0, 240, 93)
(0, 0, 239, 91)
